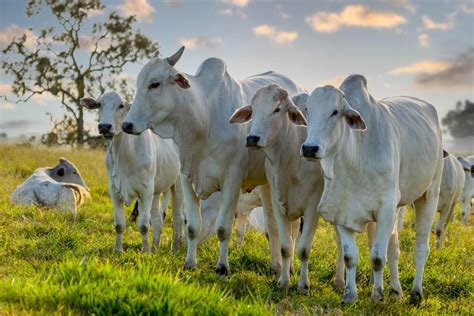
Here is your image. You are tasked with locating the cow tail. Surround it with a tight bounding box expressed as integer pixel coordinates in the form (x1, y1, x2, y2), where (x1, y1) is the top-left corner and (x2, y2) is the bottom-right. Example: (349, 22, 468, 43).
(130, 201, 139, 222)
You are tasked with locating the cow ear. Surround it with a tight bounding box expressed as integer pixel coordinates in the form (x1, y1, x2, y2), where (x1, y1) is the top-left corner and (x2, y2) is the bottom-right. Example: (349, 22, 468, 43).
(443, 150, 449, 158)
(170, 73, 190, 89)
(287, 103, 307, 126)
(80, 97, 100, 109)
(229, 105, 252, 124)
(343, 107, 366, 131)
(57, 167, 65, 177)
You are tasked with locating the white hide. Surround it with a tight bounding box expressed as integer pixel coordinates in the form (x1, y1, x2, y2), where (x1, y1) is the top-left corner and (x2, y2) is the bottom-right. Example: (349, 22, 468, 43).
(458, 155, 474, 224)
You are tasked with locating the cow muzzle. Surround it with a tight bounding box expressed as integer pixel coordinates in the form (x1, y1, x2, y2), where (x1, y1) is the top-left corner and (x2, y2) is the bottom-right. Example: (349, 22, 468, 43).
(98, 123, 114, 139)
(246, 135, 261, 148)
(301, 144, 320, 159)
(121, 121, 135, 134)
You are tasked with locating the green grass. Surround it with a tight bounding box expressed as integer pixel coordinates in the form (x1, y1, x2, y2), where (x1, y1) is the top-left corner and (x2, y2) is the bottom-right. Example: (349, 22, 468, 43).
(0, 144, 472, 315)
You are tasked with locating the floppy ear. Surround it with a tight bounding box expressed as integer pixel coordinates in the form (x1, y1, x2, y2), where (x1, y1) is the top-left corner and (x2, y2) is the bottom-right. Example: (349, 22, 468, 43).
(291, 93, 309, 111)
(343, 107, 366, 131)
(80, 97, 100, 109)
(229, 105, 252, 124)
(56, 167, 65, 177)
(170, 73, 190, 89)
(287, 97, 307, 126)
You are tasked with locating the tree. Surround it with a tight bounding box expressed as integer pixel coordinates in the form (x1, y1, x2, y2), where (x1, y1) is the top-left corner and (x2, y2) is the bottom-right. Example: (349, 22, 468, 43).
(1, 0, 158, 146)
(442, 100, 474, 139)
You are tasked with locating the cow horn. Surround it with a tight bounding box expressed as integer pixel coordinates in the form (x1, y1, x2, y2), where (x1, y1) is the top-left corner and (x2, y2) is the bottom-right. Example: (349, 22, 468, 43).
(166, 46, 185, 66)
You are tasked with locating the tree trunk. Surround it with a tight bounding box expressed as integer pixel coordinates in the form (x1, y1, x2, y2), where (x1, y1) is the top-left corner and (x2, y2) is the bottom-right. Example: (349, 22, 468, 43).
(76, 106, 84, 146)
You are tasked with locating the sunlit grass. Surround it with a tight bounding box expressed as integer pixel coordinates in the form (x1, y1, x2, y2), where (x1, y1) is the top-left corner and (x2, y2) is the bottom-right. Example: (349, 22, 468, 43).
(0, 144, 472, 314)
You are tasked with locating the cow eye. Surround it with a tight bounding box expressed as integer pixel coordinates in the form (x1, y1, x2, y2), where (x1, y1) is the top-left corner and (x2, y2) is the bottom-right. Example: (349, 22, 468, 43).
(273, 108, 281, 113)
(73, 171, 77, 175)
(119, 104, 124, 109)
(148, 82, 160, 89)
(331, 110, 338, 117)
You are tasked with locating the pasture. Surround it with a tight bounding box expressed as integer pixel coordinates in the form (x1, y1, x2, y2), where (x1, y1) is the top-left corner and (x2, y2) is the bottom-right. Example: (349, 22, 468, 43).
(0, 144, 472, 314)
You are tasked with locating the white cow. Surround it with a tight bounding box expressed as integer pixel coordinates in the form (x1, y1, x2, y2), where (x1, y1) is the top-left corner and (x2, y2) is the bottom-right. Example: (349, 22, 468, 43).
(234, 189, 264, 245)
(298, 75, 443, 303)
(458, 155, 474, 224)
(11, 158, 89, 213)
(433, 152, 465, 248)
(122, 46, 304, 275)
(81, 92, 184, 252)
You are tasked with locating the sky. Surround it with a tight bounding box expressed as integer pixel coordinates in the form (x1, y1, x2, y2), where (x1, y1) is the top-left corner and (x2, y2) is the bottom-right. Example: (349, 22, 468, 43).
(0, 0, 473, 140)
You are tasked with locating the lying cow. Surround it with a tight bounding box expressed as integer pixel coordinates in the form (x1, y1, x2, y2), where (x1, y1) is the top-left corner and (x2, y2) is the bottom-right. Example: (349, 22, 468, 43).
(81, 92, 184, 252)
(122, 46, 304, 275)
(433, 152, 465, 248)
(298, 75, 443, 303)
(11, 158, 89, 213)
(458, 155, 474, 224)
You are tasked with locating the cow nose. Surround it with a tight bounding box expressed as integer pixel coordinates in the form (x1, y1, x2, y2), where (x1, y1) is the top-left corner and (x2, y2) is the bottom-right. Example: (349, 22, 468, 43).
(122, 122, 134, 134)
(246, 135, 260, 147)
(98, 123, 112, 134)
(302, 144, 319, 158)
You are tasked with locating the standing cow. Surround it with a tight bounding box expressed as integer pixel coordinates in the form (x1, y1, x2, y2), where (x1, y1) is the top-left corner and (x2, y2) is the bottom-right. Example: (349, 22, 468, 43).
(298, 75, 443, 303)
(458, 156, 474, 224)
(121, 46, 304, 275)
(81, 92, 184, 252)
(433, 152, 465, 248)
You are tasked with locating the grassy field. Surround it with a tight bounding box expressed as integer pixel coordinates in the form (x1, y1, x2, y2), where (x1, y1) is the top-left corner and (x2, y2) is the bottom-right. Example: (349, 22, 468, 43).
(0, 144, 472, 314)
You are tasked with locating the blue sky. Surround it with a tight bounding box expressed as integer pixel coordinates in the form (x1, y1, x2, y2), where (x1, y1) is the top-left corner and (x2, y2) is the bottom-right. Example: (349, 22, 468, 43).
(0, 0, 473, 139)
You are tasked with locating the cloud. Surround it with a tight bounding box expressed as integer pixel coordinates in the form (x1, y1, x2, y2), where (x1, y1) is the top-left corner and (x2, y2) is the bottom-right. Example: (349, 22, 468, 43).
(253, 25, 298, 45)
(0, 102, 15, 110)
(306, 5, 406, 33)
(0, 120, 38, 130)
(79, 35, 111, 52)
(0, 24, 36, 49)
(178, 36, 222, 49)
(386, 0, 416, 13)
(390, 61, 451, 75)
(218, 8, 246, 19)
(414, 49, 474, 88)
(0, 83, 11, 95)
(222, 0, 249, 7)
(458, 3, 474, 14)
(117, 73, 137, 82)
(117, 0, 155, 23)
(418, 33, 430, 48)
(421, 15, 454, 31)
(316, 75, 345, 88)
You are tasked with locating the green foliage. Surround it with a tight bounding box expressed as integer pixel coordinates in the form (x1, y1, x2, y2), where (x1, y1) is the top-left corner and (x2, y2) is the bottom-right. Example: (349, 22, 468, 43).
(0, 145, 472, 314)
(442, 100, 474, 138)
(1, 0, 158, 146)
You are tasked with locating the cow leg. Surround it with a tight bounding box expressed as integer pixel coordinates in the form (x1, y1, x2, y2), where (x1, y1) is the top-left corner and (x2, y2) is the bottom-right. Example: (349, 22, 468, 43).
(198, 192, 220, 243)
(181, 177, 202, 270)
(297, 209, 319, 292)
(235, 214, 248, 246)
(150, 194, 164, 253)
(334, 225, 345, 290)
(336, 225, 358, 304)
(388, 228, 402, 299)
(259, 184, 282, 275)
(434, 201, 449, 249)
(370, 203, 397, 302)
(411, 184, 440, 304)
(367, 221, 376, 285)
(161, 189, 172, 218)
(461, 199, 472, 225)
(110, 189, 126, 252)
(214, 177, 241, 276)
(274, 208, 293, 290)
(289, 220, 300, 275)
(138, 189, 153, 253)
(171, 182, 185, 251)
(397, 206, 406, 233)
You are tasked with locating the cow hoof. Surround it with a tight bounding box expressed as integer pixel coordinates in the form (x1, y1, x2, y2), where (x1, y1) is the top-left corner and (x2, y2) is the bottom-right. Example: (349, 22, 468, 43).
(278, 279, 290, 290)
(215, 264, 229, 276)
(341, 289, 358, 304)
(298, 281, 310, 294)
(409, 289, 423, 305)
(183, 261, 196, 270)
(371, 287, 385, 302)
(270, 266, 281, 276)
(390, 287, 403, 300)
(333, 279, 345, 291)
(113, 247, 123, 253)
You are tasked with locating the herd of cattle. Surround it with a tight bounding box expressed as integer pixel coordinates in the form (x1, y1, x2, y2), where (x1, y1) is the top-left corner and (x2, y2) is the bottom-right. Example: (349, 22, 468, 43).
(10, 46, 474, 304)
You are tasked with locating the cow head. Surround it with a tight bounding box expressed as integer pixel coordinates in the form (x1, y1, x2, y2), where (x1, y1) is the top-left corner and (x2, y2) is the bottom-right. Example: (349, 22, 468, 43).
(81, 92, 129, 140)
(121, 46, 190, 136)
(229, 84, 306, 149)
(51, 158, 88, 189)
(298, 85, 366, 160)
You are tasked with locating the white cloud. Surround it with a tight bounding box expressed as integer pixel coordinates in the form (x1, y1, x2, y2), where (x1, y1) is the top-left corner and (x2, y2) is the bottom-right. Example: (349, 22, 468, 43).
(117, 73, 137, 82)
(418, 33, 430, 48)
(0, 102, 15, 110)
(390, 61, 451, 75)
(79, 35, 111, 52)
(117, 0, 155, 23)
(316, 75, 345, 88)
(253, 24, 298, 45)
(0, 24, 36, 49)
(458, 3, 474, 14)
(218, 8, 246, 19)
(421, 15, 454, 31)
(222, 0, 249, 8)
(0, 83, 11, 95)
(306, 5, 406, 33)
(178, 36, 222, 49)
(387, 0, 416, 13)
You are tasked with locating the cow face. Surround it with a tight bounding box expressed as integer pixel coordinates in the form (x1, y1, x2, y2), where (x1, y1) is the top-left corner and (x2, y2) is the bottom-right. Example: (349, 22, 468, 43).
(80, 92, 128, 139)
(300, 85, 366, 160)
(229, 84, 306, 149)
(122, 46, 190, 136)
(51, 158, 88, 189)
